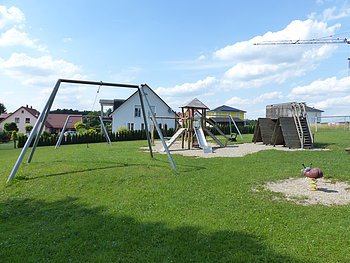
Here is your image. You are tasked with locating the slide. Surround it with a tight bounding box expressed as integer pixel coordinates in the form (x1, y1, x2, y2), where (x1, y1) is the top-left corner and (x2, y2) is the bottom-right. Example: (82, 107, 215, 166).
(194, 127, 212, 153)
(161, 128, 186, 151)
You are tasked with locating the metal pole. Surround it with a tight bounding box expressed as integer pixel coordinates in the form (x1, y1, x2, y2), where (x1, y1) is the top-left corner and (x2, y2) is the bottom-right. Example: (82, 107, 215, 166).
(229, 115, 243, 139)
(27, 81, 61, 163)
(99, 116, 112, 145)
(7, 80, 62, 183)
(140, 85, 176, 170)
(138, 86, 154, 158)
(55, 115, 71, 149)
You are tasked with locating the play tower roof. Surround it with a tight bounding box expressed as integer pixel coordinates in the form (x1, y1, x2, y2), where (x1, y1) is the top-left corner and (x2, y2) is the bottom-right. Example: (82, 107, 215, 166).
(180, 98, 209, 109)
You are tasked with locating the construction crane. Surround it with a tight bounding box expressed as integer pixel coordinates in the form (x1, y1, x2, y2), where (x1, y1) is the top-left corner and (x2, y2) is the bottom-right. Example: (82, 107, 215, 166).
(253, 37, 350, 45)
(254, 37, 350, 74)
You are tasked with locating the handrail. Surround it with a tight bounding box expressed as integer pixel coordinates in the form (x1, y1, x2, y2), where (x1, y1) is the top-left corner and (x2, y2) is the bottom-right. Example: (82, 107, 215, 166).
(291, 103, 304, 148)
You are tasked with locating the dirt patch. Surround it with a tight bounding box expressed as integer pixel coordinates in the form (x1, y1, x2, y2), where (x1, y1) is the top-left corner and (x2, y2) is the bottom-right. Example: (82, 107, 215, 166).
(151, 141, 327, 158)
(262, 177, 350, 206)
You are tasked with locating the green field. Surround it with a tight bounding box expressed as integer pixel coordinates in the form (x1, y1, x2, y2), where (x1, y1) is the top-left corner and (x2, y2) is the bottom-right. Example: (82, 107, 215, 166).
(1, 130, 350, 262)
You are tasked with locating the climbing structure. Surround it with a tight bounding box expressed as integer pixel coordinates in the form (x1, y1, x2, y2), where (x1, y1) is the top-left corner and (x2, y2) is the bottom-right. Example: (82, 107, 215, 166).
(253, 102, 313, 149)
(163, 98, 228, 153)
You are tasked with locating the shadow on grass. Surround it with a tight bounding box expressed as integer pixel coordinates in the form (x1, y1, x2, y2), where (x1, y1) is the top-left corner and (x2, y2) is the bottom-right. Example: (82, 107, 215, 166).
(0, 197, 310, 263)
(312, 142, 334, 149)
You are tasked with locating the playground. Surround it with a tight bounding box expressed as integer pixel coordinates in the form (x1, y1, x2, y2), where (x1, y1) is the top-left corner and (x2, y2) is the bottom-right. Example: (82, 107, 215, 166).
(1, 127, 350, 262)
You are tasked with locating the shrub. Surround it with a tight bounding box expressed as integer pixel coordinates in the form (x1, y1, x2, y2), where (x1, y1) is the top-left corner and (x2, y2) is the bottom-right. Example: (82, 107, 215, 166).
(25, 125, 33, 134)
(0, 130, 10, 142)
(4, 122, 18, 132)
(116, 126, 128, 133)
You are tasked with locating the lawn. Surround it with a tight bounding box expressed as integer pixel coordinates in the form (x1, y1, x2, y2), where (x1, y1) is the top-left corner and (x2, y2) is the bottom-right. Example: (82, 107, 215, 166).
(1, 129, 350, 262)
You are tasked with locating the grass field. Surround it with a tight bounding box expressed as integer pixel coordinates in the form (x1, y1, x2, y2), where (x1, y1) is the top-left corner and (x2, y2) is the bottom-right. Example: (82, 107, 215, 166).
(1, 130, 350, 262)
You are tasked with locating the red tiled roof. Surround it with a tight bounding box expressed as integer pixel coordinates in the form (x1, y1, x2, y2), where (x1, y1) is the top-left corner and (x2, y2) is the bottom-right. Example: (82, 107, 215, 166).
(46, 114, 82, 129)
(0, 113, 10, 123)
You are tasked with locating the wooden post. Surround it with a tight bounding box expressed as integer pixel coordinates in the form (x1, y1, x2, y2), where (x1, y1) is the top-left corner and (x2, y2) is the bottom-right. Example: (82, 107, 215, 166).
(181, 108, 185, 149)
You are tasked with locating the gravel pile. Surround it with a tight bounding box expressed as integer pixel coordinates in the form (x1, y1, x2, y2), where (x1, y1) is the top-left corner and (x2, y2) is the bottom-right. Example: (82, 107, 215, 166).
(264, 178, 350, 206)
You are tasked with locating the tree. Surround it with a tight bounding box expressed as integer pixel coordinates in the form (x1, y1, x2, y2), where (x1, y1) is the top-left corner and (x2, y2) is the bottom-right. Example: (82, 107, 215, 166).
(0, 103, 6, 114)
(25, 125, 33, 134)
(4, 122, 18, 132)
(11, 131, 17, 148)
(74, 121, 88, 134)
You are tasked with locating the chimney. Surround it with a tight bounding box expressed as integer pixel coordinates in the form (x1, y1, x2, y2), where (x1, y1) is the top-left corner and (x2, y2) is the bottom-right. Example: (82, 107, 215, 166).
(26, 104, 28, 108)
(31, 106, 32, 109)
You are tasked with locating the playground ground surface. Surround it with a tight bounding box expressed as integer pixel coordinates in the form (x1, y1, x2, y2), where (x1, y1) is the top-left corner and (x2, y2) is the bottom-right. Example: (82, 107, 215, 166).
(1, 128, 350, 262)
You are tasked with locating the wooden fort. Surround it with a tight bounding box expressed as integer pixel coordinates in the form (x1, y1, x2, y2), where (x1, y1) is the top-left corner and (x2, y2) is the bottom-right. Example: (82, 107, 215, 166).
(253, 102, 313, 149)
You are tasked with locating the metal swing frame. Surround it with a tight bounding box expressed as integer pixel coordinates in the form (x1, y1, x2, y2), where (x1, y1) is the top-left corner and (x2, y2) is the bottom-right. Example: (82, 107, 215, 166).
(55, 114, 112, 149)
(6, 79, 176, 183)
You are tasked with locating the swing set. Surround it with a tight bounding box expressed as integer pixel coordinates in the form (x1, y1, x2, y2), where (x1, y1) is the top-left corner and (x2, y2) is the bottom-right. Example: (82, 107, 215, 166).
(6, 79, 176, 183)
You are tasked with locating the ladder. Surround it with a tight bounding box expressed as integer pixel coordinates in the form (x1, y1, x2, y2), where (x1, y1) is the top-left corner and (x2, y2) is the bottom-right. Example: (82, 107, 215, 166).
(291, 103, 313, 149)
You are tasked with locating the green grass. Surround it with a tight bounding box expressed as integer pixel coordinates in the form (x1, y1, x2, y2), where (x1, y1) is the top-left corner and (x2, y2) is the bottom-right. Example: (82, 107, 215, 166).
(1, 130, 350, 262)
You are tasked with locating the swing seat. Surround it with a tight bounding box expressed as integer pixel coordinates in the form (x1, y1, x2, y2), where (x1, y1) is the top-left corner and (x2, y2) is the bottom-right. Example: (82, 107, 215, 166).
(229, 133, 237, 142)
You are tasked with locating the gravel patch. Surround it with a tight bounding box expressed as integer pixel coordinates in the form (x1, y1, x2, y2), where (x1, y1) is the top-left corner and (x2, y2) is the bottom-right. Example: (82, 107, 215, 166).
(263, 177, 350, 206)
(150, 141, 327, 158)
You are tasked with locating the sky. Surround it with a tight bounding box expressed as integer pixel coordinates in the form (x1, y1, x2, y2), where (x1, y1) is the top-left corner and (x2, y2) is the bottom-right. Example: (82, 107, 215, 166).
(0, 0, 350, 119)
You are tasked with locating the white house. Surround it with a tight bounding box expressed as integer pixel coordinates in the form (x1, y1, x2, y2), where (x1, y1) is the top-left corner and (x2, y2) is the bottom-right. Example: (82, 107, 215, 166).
(305, 106, 324, 124)
(110, 85, 177, 132)
(0, 106, 40, 133)
(0, 105, 82, 134)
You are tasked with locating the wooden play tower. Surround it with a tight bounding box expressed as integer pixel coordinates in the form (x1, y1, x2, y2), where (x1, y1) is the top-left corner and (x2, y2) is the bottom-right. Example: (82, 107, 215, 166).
(162, 98, 230, 152)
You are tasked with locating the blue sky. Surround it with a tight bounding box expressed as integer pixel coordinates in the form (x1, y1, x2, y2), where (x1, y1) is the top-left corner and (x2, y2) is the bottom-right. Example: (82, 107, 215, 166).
(1, 0, 350, 118)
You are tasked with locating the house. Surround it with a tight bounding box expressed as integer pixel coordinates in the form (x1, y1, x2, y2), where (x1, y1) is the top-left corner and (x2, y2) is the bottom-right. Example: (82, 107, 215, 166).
(0, 105, 82, 134)
(45, 114, 82, 134)
(107, 85, 177, 132)
(207, 105, 246, 126)
(305, 106, 324, 124)
(0, 113, 10, 123)
(0, 105, 41, 133)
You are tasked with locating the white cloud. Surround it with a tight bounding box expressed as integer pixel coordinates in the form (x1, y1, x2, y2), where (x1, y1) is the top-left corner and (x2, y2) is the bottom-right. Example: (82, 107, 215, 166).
(0, 5, 47, 52)
(225, 96, 249, 106)
(225, 91, 284, 107)
(0, 6, 25, 29)
(0, 27, 47, 51)
(212, 19, 339, 89)
(322, 6, 350, 21)
(0, 52, 84, 86)
(312, 95, 350, 109)
(289, 76, 350, 98)
(155, 76, 217, 97)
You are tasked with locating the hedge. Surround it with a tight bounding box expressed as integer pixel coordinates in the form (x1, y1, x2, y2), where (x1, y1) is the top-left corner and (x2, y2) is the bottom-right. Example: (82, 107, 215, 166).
(17, 126, 254, 148)
(17, 128, 176, 148)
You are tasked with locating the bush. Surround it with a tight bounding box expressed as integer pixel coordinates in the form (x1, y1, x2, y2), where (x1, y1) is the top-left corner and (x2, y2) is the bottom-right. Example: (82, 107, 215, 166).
(25, 125, 33, 134)
(4, 122, 18, 132)
(0, 130, 10, 142)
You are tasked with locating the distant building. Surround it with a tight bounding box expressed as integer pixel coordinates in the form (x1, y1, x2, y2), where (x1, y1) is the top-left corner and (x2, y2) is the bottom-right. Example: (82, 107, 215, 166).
(305, 106, 324, 124)
(45, 114, 82, 134)
(0, 105, 41, 133)
(0, 113, 10, 123)
(0, 105, 82, 133)
(106, 85, 177, 132)
(207, 105, 246, 126)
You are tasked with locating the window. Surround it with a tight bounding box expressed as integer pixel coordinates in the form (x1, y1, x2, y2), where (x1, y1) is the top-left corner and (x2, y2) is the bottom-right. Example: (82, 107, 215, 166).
(25, 118, 30, 123)
(127, 123, 134, 131)
(134, 106, 141, 117)
(21, 110, 24, 114)
(141, 123, 145, 130)
(15, 117, 20, 123)
(236, 113, 240, 118)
